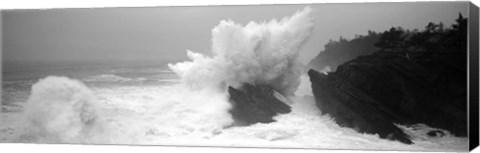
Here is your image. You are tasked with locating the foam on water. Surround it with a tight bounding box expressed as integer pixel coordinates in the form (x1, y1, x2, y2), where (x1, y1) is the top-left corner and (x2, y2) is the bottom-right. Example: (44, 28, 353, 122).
(0, 75, 468, 151)
(3, 76, 103, 143)
(97, 78, 466, 151)
(85, 74, 136, 82)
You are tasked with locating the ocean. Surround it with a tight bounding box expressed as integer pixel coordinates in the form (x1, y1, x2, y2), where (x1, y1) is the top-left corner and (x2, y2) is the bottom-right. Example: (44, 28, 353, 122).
(0, 60, 468, 151)
(2, 60, 178, 110)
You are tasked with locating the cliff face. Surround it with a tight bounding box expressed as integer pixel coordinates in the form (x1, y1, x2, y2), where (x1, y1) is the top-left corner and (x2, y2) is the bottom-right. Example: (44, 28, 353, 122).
(309, 51, 467, 144)
(228, 83, 291, 126)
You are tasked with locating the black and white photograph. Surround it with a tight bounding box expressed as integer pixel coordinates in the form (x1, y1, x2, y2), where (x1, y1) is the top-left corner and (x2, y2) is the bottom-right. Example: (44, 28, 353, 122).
(0, 1, 477, 152)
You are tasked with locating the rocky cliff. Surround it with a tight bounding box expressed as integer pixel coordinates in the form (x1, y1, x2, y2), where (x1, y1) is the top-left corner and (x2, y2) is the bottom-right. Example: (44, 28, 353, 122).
(309, 51, 467, 144)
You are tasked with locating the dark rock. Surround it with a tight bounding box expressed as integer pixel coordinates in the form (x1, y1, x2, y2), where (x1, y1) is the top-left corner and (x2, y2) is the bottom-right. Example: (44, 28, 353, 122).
(308, 69, 413, 144)
(228, 83, 291, 126)
(427, 130, 445, 137)
(308, 51, 467, 144)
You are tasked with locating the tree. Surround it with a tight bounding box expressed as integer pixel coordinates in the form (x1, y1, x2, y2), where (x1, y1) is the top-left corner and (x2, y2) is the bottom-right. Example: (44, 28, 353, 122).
(445, 13, 467, 49)
(375, 27, 407, 51)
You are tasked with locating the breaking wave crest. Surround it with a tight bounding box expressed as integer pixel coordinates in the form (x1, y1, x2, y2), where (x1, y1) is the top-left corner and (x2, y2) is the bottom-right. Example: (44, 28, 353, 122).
(84, 74, 147, 82)
(18, 76, 102, 143)
(160, 7, 316, 138)
(168, 7, 314, 96)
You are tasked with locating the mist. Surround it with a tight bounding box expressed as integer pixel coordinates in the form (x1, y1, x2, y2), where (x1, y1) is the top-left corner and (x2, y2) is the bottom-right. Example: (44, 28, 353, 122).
(2, 2, 468, 65)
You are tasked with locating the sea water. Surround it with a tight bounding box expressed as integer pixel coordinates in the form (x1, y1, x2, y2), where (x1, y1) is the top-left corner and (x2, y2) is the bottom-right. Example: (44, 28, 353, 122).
(0, 60, 468, 151)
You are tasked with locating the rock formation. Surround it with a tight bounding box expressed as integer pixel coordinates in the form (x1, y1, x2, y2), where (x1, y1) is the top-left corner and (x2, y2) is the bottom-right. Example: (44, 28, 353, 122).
(308, 51, 467, 144)
(228, 83, 291, 126)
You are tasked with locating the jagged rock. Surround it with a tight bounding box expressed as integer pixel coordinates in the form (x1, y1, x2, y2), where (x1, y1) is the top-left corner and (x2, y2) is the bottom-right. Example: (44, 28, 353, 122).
(427, 130, 445, 137)
(228, 83, 291, 126)
(308, 51, 467, 144)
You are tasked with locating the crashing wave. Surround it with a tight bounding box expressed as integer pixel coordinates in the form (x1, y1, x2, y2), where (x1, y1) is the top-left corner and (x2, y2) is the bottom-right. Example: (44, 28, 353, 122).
(168, 7, 314, 96)
(20, 76, 101, 143)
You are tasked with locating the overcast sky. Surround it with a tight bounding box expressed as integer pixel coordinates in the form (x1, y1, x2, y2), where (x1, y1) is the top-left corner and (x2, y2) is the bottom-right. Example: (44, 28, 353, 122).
(2, 2, 468, 64)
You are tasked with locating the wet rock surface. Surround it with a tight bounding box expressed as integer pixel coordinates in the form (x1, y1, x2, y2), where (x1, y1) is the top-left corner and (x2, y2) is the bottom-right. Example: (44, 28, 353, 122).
(228, 83, 291, 126)
(308, 51, 467, 144)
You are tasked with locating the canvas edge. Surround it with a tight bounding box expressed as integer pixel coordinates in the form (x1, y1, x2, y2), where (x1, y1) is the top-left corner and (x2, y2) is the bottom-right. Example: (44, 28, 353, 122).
(469, 1, 480, 151)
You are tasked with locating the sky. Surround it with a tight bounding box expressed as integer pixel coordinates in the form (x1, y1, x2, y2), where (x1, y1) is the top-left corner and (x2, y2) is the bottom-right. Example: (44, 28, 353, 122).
(1, 2, 469, 64)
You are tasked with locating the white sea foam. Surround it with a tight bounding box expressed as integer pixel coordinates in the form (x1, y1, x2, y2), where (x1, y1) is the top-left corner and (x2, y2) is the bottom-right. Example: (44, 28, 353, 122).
(81, 86, 466, 151)
(168, 7, 314, 96)
(17, 76, 102, 143)
(320, 66, 331, 74)
(0, 75, 468, 150)
(86, 84, 234, 144)
(295, 74, 313, 97)
(84, 74, 145, 82)
(161, 7, 316, 136)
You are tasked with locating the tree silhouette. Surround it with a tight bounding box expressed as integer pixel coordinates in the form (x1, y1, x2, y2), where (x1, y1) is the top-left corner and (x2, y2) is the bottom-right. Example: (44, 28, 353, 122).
(375, 27, 407, 51)
(376, 12, 467, 58)
(309, 31, 381, 71)
(444, 13, 467, 49)
(309, 13, 468, 70)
